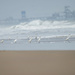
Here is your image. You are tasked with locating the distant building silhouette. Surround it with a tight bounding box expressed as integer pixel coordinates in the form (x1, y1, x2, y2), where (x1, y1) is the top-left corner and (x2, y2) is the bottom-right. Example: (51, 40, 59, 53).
(0, 6, 75, 25)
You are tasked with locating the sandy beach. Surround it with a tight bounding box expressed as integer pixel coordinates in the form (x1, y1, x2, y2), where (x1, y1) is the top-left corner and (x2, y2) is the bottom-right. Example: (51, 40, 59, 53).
(0, 51, 75, 75)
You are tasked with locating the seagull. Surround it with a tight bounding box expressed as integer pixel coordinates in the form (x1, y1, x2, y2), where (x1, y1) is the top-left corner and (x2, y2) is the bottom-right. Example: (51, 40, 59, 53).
(65, 34, 71, 41)
(1, 40, 4, 43)
(65, 34, 71, 43)
(28, 37, 32, 43)
(14, 39, 17, 43)
(37, 37, 41, 43)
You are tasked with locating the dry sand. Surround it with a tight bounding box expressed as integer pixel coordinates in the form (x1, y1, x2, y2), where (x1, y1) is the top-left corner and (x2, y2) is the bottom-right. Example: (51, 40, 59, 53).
(0, 51, 75, 75)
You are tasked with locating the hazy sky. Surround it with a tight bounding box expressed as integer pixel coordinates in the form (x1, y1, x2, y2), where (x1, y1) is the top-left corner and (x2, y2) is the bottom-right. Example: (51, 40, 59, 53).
(0, 0, 75, 19)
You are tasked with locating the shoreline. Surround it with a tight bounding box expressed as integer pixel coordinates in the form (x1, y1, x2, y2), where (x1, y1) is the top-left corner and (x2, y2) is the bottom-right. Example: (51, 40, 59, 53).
(0, 50, 75, 52)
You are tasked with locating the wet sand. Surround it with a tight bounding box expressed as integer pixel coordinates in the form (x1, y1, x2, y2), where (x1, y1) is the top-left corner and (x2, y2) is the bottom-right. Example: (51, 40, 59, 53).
(0, 51, 75, 75)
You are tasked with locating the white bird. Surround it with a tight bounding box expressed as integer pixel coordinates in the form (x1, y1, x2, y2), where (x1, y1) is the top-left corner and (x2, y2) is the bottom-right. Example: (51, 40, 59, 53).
(1, 40, 4, 43)
(65, 34, 71, 41)
(14, 39, 17, 43)
(37, 37, 41, 43)
(28, 37, 32, 43)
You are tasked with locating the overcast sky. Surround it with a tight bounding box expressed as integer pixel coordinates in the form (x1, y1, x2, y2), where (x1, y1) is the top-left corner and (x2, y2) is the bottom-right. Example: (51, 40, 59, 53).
(0, 0, 75, 19)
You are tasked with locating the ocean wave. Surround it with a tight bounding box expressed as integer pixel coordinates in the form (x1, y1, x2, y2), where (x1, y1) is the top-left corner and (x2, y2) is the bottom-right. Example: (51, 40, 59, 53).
(10, 20, 75, 30)
(0, 20, 75, 39)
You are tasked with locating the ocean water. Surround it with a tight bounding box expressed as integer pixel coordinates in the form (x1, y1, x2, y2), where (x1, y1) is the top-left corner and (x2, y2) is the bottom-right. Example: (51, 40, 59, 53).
(0, 20, 75, 50)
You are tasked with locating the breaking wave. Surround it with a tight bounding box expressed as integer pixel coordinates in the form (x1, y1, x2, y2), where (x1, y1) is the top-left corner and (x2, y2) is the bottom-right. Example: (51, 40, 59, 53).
(10, 20, 75, 30)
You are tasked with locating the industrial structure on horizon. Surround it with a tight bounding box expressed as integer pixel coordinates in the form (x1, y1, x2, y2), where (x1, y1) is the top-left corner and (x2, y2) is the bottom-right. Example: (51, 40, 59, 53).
(0, 6, 75, 25)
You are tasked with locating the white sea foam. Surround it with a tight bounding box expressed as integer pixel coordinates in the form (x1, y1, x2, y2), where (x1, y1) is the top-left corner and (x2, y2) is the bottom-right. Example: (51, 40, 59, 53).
(10, 20, 75, 30)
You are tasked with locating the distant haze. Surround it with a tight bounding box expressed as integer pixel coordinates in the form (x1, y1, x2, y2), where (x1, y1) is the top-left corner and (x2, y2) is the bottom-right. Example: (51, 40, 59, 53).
(0, 0, 75, 19)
